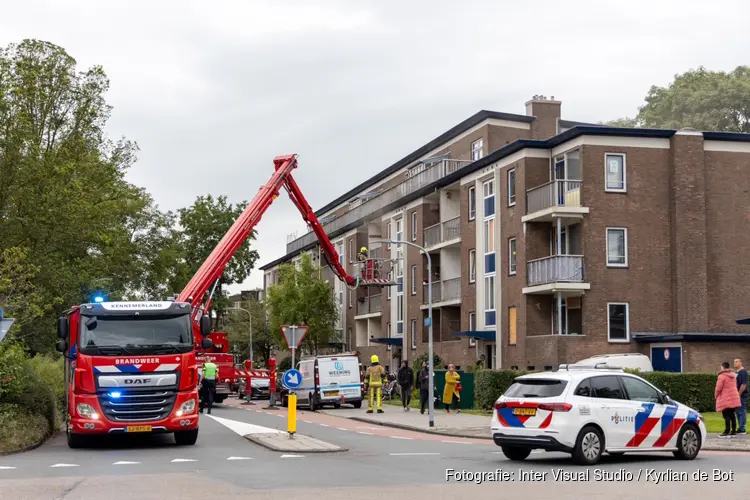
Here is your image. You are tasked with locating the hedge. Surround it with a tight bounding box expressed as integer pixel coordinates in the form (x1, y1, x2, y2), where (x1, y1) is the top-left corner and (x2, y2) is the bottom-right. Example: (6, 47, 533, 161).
(475, 368, 722, 413)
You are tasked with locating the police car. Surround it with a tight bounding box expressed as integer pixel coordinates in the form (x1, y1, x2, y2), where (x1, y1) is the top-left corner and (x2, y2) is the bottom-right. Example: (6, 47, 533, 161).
(491, 364, 706, 465)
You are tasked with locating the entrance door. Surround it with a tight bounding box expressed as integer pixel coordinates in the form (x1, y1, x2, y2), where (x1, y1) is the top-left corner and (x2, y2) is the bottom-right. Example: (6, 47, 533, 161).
(651, 346, 682, 372)
(485, 344, 494, 369)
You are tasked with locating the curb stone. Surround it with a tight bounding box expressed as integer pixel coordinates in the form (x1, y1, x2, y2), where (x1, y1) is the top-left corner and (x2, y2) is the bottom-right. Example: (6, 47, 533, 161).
(346, 416, 491, 440)
(244, 433, 348, 453)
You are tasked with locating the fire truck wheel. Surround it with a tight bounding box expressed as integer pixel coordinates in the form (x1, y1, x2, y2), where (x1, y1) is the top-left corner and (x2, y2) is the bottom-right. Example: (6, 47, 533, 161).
(175, 429, 199, 446)
(67, 431, 87, 449)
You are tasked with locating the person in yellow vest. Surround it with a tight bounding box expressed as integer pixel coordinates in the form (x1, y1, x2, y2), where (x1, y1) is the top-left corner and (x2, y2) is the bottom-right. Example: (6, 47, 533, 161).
(443, 364, 461, 413)
(365, 354, 386, 414)
(199, 360, 218, 414)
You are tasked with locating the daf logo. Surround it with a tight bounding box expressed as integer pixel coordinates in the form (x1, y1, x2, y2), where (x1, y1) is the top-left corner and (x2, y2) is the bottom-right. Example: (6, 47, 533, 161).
(124, 378, 152, 385)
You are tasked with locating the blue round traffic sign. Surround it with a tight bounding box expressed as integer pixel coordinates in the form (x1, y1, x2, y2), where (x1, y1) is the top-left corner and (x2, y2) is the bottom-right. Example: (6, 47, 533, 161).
(283, 368, 303, 389)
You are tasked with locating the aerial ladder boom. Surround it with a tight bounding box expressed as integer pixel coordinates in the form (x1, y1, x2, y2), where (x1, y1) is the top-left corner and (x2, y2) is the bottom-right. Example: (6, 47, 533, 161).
(176, 154, 358, 341)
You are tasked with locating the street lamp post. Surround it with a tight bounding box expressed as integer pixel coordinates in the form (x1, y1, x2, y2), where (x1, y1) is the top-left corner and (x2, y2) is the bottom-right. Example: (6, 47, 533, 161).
(231, 305, 253, 363)
(375, 238, 435, 428)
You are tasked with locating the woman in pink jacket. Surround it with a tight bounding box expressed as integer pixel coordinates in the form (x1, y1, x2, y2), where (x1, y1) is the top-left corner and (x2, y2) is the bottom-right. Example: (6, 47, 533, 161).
(716, 361, 742, 438)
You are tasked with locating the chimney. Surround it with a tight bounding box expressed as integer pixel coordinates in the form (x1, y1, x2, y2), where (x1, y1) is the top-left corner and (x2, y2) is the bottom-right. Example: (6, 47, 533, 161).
(525, 95, 562, 140)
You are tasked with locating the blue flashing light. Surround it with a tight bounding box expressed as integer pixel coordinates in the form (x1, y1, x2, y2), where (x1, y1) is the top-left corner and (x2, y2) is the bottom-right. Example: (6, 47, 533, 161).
(93, 296, 104, 303)
(109, 391, 121, 399)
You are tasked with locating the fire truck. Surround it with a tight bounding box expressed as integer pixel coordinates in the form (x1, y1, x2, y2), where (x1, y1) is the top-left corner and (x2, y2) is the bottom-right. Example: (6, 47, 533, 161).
(54, 154, 394, 448)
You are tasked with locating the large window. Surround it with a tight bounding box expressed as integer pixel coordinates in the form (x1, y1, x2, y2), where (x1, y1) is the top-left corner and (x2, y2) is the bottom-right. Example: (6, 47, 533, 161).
(411, 211, 417, 241)
(337, 242, 344, 266)
(387, 222, 392, 250)
(471, 138, 484, 161)
(508, 306, 517, 345)
(590, 376, 626, 400)
(468, 186, 476, 221)
(396, 218, 403, 249)
(607, 303, 629, 342)
(411, 319, 417, 349)
(484, 275, 496, 326)
(468, 249, 476, 283)
(469, 311, 476, 346)
(397, 295, 404, 335)
(508, 238, 517, 275)
(606, 228, 628, 267)
(483, 180, 495, 217)
(483, 219, 495, 272)
(507, 168, 516, 206)
(605, 153, 626, 192)
(621, 376, 660, 403)
(348, 238, 353, 263)
(483, 179, 496, 327)
(411, 265, 417, 295)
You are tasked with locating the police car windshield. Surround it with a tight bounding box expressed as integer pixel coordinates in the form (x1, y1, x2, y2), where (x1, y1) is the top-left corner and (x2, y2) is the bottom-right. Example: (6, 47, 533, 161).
(80, 314, 193, 351)
(504, 379, 568, 398)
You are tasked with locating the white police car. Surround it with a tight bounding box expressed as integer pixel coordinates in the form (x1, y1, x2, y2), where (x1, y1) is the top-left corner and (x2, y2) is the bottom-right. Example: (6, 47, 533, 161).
(491, 364, 707, 465)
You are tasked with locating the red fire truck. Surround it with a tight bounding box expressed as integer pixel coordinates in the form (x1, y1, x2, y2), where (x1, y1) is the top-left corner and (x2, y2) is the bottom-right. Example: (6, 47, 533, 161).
(54, 154, 394, 448)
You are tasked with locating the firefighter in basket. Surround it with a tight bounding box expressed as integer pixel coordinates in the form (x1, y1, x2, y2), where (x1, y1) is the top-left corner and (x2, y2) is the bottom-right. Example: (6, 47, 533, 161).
(357, 246, 376, 281)
(365, 354, 386, 414)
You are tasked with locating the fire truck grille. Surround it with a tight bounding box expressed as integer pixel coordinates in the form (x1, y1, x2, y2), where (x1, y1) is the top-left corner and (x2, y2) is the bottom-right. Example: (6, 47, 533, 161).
(97, 387, 178, 422)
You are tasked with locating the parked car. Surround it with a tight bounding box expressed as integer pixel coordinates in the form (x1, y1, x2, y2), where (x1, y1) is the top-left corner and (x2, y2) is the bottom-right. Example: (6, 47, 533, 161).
(490, 364, 705, 465)
(574, 353, 653, 372)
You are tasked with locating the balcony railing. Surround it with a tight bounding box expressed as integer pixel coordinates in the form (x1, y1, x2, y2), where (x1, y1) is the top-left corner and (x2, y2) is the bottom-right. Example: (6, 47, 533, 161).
(422, 278, 461, 304)
(424, 216, 461, 248)
(526, 255, 585, 287)
(526, 180, 583, 214)
(356, 294, 382, 316)
(286, 159, 472, 254)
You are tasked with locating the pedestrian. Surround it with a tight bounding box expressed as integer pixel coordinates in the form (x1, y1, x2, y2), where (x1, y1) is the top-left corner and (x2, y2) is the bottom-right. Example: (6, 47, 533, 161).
(443, 364, 461, 413)
(397, 361, 414, 411)
(418, 361, 429, 414)
(715, 361, 741, 438)
(365, 354, 386, 414)
(735, 358, 748, 434)
(199, 359, 218, 414)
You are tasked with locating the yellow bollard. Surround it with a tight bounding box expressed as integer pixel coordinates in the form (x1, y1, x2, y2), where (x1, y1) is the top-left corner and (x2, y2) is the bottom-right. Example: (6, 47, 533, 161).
(287, 394, 297, 437)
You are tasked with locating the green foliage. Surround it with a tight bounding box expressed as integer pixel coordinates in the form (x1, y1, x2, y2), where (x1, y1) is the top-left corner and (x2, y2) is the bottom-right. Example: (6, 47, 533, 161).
(474, 369, 532, 410)
(277, 356, 292, 371)
(0, 403, 49, 454)
(601, 117, 639, 128)
(0, 341, 28, 400)
(25, 353, 65, 416)
(604, 66, 750, 133)
(411, 352, 443, 372)
(267, 253, 338, 355)
(225, 297, 277, 366)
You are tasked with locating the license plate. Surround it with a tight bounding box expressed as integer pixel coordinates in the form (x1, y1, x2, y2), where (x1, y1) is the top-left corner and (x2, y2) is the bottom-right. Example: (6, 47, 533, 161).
(513, 408, 536, 417)
(324, 391, 339, 397)
(126, 425, 152, 432)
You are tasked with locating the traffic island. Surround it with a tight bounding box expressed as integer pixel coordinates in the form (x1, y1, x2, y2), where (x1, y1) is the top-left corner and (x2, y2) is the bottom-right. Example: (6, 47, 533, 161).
(244, 433, 347, 453)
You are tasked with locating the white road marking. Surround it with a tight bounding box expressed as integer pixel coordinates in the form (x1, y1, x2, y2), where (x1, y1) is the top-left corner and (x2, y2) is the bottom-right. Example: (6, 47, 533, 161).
(206, 414, 282, 435)
(358, 432, 373, 435)
(441, 440, 472, 444)
(280, 454, 304, 458)
(0, 466, 17, 470)
(50, 463, 79, 468)
(389, 436, 413, 440)
(302, 420, 313, 424)
(389, 452, 440, 456)
(171, 459, 198, 463)
(337, 428, 348, 431)
(227, 457, 253, 460)
(112, 461, 140, 465)
(319, 424, 329, 427)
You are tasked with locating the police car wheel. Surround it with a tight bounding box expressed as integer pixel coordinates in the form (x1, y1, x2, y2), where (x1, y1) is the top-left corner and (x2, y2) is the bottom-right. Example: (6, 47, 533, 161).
(501, 446, 531, 461)
(673, 424, 701, 460)
(572, 425, 603, 465)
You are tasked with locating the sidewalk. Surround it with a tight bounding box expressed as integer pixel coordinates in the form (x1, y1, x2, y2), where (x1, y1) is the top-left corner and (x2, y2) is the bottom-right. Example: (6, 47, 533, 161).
(321, 407, 750, 451)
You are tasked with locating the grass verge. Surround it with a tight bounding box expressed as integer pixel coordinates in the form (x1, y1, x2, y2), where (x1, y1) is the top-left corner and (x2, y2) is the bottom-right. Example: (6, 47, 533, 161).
(0, 403, 52, 455)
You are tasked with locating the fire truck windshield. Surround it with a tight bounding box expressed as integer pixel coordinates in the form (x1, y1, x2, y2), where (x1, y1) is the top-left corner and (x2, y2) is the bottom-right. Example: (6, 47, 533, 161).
(79, 314, 194, 355)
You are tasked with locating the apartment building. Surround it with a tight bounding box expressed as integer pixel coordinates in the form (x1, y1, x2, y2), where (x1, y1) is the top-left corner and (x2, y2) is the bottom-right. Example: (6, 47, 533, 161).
(261, 96, 750, 373)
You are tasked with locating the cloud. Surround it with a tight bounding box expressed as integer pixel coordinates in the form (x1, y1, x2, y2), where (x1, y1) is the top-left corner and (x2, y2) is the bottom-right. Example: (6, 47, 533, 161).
(1, 0, 749, 294)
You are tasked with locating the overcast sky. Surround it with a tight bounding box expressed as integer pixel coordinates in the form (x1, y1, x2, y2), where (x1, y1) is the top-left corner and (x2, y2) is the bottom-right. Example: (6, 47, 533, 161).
(2, 0, 748, 293)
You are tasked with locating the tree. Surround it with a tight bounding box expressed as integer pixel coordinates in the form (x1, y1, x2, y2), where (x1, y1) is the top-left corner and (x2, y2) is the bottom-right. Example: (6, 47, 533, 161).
(601, 117, 639, 128)
(176, 195, 259, 315)
(266, 253, 338, 355)
(604, 66, 750, 132)
(0, 248, 46, 334)
(224, 297, 276, 366)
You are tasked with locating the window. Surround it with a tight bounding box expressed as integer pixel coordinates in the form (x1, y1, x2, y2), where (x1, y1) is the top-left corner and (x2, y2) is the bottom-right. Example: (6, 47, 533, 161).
(469, 311, 476, 347)
(605, 153, 626, 192)
(606, 228, 627, 267)
(507, 168, 516, 206)
(621, 376, 661, 403)
(574, 379, 591, 397)
(396, 218, 403, 248)
(468, 249, 476, 283)
(508, 238, 516, 275)
(397, 295, 404, 334)
(508, 306, 517, 345)
(484, 275, 496, 326)
(471, 138, 484, 161)
(337, 242, 344, 266)
(410, 265, 417, 295)
(411, 211, 417, 241)
(483, 180, 495, 217)
(387, 272, 392, 300)
(387, 322, 391, 337)
(590, 376, 626, 399)
(411, 319, 417, 349)
(504, 379, 568, 398)
(348, 238, 353, 263)
(387, 222, 392, 250)
(483, 219, 495, 273)
(468, 186, 476, 221)
(607, 303, 629, 342)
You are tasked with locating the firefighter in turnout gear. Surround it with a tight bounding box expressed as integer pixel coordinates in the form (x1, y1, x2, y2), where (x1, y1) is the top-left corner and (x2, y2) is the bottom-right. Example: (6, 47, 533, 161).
(199, 360, 218, 414)
(365, 354, 386, 413)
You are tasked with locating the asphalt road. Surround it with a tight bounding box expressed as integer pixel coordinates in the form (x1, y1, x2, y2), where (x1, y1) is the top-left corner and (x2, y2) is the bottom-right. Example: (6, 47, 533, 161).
(2, 400, 750, 499)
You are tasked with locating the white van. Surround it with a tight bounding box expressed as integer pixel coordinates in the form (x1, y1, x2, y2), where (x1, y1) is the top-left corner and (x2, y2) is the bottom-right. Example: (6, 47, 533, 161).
(573, 353, 653, 372)
(292, 353, 364, 410)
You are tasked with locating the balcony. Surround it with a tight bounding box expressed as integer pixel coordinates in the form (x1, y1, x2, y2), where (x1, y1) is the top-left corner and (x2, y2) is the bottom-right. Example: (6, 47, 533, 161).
(522, 180, 589, 223)
(523, 255, 590, 295)
(286, 159, 472, 254)
(424, 216, 461, 250)
(355, 294, 382, 318)
(422, 278, 461, 308)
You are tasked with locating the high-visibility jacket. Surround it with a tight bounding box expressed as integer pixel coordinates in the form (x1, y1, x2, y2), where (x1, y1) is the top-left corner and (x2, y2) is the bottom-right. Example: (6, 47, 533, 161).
(202, 361, 218, 380)
(366, 364, 385, 387)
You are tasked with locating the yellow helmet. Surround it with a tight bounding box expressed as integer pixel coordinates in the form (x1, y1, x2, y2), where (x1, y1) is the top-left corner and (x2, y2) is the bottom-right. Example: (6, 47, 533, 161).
(371, 354, 379, 364)
(360, 246, 368, 253)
